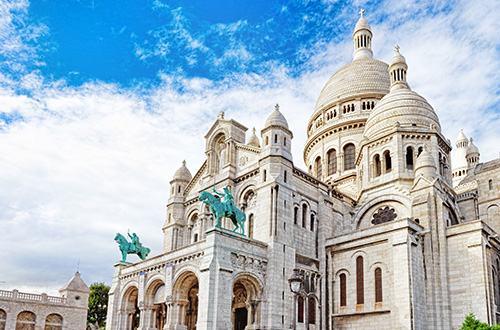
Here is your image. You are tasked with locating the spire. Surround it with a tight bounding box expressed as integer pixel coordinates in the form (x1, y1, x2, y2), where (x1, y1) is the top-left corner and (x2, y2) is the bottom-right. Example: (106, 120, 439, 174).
(455, 128, 468, 148)
(353, 9, 373, 60)
(388, 45, 409, 91)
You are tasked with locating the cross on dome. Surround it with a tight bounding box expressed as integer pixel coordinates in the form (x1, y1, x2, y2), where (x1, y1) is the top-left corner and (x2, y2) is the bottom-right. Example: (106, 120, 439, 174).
(395, 44, 400, 52)
(275, 103, 280, 111)
(359, 8, 365, 16)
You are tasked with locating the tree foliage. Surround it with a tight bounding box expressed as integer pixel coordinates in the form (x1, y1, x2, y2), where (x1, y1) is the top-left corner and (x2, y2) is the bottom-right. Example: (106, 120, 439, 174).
(461, 313, 500, 330)
(87, 282, 110, 329)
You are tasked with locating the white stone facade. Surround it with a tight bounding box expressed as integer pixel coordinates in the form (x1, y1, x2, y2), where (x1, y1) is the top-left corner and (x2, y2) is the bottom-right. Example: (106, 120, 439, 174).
(0, 273, 90, 330)
(106, 12, 500, 330)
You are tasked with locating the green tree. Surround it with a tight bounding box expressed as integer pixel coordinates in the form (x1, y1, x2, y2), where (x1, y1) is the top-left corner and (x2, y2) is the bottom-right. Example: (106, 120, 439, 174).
(87, 282, 110, 329)
(461, 313, 500, 330)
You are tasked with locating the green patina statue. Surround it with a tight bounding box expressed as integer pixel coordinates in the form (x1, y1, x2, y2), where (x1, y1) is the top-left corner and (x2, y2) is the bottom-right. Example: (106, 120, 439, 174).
(198, 183, 246, 235)
(114, 232, 151, 262)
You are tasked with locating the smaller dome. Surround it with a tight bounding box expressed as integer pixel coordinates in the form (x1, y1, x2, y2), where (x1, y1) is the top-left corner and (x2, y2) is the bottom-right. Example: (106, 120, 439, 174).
(264, 104, 289, 130)
(354, 9, 371, 34)
(247, 127, 260, 147)
(173, 160, 192, 181)
(467, 138, 479, 155)
(456, 129, 468, 145)
(389, 46, 407, 67)
(415, 147, 436, 178)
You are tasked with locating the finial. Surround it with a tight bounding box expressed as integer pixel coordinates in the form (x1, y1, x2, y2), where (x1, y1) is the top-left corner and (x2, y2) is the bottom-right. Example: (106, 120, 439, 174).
(252, 127, 256, 134)
(218, 111, 224, 119)
(395, 44, 400, 53)
(182, 160, 186, 166)
(275, 103, 280, 111)
(359, 8, 365, 17)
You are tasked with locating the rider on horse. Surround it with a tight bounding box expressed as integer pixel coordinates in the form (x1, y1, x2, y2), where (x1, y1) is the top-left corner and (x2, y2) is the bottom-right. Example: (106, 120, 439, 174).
(213, 184, 236, 217)
(128, 232, 143, 253)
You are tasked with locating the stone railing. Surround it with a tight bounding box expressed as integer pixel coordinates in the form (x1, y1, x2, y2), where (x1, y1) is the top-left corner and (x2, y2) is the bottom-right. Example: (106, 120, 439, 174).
(0, 289, 67, 305)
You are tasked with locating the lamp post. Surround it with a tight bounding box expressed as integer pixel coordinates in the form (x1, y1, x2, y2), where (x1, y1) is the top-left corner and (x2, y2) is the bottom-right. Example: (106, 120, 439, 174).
(288, 269, 303, 330)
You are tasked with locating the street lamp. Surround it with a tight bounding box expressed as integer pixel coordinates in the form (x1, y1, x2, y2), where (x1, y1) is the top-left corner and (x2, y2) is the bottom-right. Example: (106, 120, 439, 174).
(288, 269, 303, 330)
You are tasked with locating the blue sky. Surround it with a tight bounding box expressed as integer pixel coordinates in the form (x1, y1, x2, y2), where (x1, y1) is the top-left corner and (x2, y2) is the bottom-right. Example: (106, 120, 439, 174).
(1, 0, 499, 294)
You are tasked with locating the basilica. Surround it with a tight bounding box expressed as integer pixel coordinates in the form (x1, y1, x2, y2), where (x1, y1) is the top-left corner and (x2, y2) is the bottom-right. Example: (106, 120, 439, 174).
(106, 12, 500, 330)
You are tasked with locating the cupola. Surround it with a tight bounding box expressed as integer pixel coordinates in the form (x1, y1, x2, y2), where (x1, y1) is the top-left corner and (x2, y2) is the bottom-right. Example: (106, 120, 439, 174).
(353, 9, 373, 60)
(261, 104, 293, 161)
(414, 147, 437, 179)
(247, 127, 261, 148)
(389, 45, 408, 91)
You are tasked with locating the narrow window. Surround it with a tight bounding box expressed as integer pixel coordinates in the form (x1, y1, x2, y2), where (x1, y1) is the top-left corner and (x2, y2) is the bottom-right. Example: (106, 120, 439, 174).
(375, 267, 383, 302)
(489, 179, 493, 190)
(194, 233, 198, 243)
(294, 207, 298, 225)
(274, 134, 278, 143)
(248, 214, 254, 238)
(310, 214, 315, 231)
(374, 155, 381, 177)
(418, 147, 423, 156)
(284, 170, 287, 183)
(265, 136, 269, 145)
(298, 296, 304, 323)
(340, 274, 347, 307)
(371, 101, 374, 109)
(356, 256, 364, 305)
(178, 186, 181, 193)
(406, 146, 414, 170)
(362, 102, 366, 110)
(343, 144, 356, 171)
(315, 156, 322, 178)
(263, 170, 267, 182)
(327, 149, 337, 176)
(384, 151, 392, 172)
(302, 204, 307, 228)
(308, 298, 316, 324)
(284, 137, 287, 146)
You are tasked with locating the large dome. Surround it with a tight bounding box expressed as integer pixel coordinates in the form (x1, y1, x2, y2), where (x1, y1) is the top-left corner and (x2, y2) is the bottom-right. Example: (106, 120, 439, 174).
(364, 89, 441, 140)
(311, 58, 390, 120)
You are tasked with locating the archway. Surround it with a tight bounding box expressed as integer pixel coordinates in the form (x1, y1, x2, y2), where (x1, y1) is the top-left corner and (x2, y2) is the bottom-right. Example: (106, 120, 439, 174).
(121, 286, 139, 330)
(145, 280, 166, 330)
(171, 271, 199, 330)
(231, 275, 262, 330)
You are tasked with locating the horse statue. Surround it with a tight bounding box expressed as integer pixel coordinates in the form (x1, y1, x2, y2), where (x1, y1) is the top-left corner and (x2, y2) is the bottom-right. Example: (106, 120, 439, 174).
(199, 188, 246, 235)
(114, 232, 151, 262)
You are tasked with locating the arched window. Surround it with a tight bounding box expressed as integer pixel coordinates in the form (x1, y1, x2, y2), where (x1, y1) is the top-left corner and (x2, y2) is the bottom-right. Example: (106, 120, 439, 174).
(384, 151, 392, 172)
(274, 134, 278, 144)
(284, 137, 287, 146)
(315, 157, 322, 178)
(248, 214, 254, 238)
(375, 268, 383, 303)
(356, 256, 364, 305)
(406, 146, 414, 170)
(418, 147, 423, 156)
(308, 297, 316, 324)
(302, 204, 307, 228)
(310, 214, 315, 231)
(294, 207, 299, 225)
(45, 313, 63, 330)
(16, 311, 36, 330)
(0, 309, 6, 329)
(344, 144, 356, 171)
(339, 274, 347, 307)
(298, 296, 304, 323)
(193, 233, 198, 243)
(374, 155, 381, 177)
(490, 179, 494, 190)
(327, 149, 337, 176)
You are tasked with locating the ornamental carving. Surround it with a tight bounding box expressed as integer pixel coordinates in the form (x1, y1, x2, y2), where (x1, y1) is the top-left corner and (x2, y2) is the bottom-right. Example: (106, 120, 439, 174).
(371, 206, 397, 225)
(231, 253, 267, 274)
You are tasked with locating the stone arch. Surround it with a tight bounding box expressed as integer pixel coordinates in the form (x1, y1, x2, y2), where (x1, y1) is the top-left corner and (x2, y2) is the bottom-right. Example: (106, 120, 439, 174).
(144, 277, 166, 330)
(232, 273, 263, 330)
(172, 270, 199, 330)
(120, 283, 140, 330)
(16, 311, 36, 330)
(354, 195, 411, 229)
(487, 204, 500, 228)
(207, 130, 228, 174)
(44, 313, 63, 330)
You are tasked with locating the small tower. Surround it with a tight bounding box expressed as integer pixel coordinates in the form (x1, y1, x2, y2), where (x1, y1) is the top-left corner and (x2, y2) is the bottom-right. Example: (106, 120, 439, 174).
(59, 272, 90, 309)
(466, 138, 480, 170)
(452, 129, 469, 187)
(353, 9, 373, 60)
(388, 45, 408, 91)
(247, 127, 261, 148)
(261, 104, 293, 161)
(414, 147, 437, 180)
(163, 160, 192, 252)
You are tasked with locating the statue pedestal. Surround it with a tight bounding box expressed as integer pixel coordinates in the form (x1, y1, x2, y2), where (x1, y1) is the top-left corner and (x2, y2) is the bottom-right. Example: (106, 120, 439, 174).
(107, 261, 132, 329)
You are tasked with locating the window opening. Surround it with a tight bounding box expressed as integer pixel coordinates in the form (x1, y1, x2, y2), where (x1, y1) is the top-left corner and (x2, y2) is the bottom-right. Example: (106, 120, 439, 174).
(406, 147, 414, 170)
(375, 268, 383, 303)
(340, 274, 347, 307)
(343, 144, 356, 171)
(384, 151, 392, 172)
(328, 149, 337, 176)
(356, 256, 364, 305)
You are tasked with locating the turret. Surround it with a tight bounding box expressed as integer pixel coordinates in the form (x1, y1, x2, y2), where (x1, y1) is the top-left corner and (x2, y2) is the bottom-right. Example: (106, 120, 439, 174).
(466, 138, 480, 170)
(261, 104, 293, 161)
(247, 127, 261, 148)
(353, 9, 373, 60)
(414, 147, 437, 180)
(388, 45, 408, 91)
(452, 129, 470, 187)
(59, 272, 90, 309)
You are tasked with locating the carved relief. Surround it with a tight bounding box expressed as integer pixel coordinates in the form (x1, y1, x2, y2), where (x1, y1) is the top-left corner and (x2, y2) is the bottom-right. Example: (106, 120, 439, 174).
(231, 253, 267, 275)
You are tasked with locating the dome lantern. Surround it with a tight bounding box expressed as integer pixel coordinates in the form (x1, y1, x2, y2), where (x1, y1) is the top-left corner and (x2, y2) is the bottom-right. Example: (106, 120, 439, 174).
(389, 45, 408, 91)
(353, 9, 373, 61)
